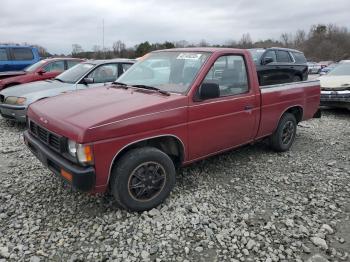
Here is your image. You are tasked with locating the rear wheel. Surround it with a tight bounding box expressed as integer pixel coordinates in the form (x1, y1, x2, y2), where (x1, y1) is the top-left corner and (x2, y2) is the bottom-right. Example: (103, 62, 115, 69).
(110, 147, 176, 211)
(293, 75, 301, 82)
(269, 113, 297, 152)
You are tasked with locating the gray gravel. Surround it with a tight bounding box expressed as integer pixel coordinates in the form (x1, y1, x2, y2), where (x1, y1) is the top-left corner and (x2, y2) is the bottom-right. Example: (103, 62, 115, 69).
(0, 109, 349, 262)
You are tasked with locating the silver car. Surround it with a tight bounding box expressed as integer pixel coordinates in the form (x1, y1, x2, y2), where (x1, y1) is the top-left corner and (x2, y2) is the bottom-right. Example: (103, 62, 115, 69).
(0, 59, 135, 122)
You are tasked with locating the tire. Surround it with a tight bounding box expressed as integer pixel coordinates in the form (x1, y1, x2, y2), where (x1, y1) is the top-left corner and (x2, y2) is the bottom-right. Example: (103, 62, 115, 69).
(110, 147, 176, 211)
(269, 113, 297, 152)
(293, 75, 301, 82)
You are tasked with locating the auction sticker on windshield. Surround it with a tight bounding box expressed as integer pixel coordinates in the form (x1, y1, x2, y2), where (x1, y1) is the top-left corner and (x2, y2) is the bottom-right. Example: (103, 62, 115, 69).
(177, 53, 202, 60)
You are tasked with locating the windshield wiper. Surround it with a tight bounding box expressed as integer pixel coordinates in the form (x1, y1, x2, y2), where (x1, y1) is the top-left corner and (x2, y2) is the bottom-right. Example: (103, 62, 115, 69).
(131, 84, 170, 96)
(54, 78, 64, 83)
(111, 81, 129, 89)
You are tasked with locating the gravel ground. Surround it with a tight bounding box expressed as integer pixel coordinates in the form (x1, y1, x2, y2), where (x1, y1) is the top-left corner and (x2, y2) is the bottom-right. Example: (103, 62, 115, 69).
(0, 109, 349, 262)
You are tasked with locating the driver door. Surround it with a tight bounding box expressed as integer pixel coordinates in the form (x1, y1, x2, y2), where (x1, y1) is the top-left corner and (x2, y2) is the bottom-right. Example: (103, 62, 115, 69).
(188, 55, 259, 160)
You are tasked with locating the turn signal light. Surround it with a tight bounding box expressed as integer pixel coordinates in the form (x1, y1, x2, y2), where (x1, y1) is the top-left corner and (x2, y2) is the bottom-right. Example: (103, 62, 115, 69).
(61, 169, 72, 182)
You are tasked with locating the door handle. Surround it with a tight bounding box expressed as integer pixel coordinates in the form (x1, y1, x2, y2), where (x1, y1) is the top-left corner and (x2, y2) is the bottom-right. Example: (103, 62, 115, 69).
(245, 105, 253, 110)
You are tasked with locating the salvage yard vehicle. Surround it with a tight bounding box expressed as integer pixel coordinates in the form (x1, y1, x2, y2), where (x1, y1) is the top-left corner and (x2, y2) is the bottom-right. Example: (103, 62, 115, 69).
(307, 62, 321, 74)
(248, 47, 308, 86)
(0, 45, 41, 72)
(320, 62, 350, 110)
(23, 48, 321, 211)
(0, 58, 83, 90)
(0, 59, 135, 122)
(319, 63, 338, 75)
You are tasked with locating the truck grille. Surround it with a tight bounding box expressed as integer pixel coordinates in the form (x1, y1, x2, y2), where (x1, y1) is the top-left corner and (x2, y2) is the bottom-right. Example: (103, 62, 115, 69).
(29, 121, 62, 152)
(0, 95, 4, 103)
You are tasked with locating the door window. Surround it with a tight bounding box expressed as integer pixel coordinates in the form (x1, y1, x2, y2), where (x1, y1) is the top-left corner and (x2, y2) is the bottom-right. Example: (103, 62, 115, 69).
(88, 64, 119, 83)
(276, 51, 292, 63)
(0, 49, 8, 61)
(67, 60, 81, 69)
(203, 55, 249, 96)
(121, 63, 133, 74)
(292, 52, 307, 63)
(11, 48, 34, 60)
(43, 61, 65, 72)
(264, 50, 277, 62)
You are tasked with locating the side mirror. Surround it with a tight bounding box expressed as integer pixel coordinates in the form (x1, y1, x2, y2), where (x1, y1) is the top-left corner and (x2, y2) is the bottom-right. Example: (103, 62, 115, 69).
(199, 82, 220, 100)
(37, 69, 46, 75)
(263, 57, 274, 65)
(83, 77, 94, 85)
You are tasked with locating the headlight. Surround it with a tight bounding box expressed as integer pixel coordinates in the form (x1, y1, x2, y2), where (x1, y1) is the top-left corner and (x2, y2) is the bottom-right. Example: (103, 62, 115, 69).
(5, 96, 27, 105)
(67, 139, 94, 165)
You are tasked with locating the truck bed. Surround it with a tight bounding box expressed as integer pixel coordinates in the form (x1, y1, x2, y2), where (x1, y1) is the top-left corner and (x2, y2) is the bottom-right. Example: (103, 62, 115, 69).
(257, 80, 321, 139)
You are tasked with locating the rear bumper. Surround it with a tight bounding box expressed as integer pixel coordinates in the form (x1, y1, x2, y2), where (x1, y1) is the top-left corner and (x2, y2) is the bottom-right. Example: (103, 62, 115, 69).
(0, 104, 27, 122)
(320, 91, 350, 109)
(23, 130, 96, 192)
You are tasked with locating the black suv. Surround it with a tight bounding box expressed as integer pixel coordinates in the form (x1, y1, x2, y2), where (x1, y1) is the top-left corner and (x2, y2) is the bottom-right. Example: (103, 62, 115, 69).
(248, 47, 308, 86)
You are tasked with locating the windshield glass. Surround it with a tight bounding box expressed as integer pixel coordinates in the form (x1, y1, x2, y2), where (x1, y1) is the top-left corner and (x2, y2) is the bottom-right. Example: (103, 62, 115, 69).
(24, 60, 47, 72)
(117, 51, 211, 94)
(327, 63, 350, 76)
(248, 49, 265, 64)
(55, 63, 94, 83)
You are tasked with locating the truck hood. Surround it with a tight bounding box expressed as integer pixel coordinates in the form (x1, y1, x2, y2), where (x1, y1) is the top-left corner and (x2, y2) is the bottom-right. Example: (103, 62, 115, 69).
(0, 80, 74, 105)
(27, 86, 188, 143)
(320, 75, 350, 91)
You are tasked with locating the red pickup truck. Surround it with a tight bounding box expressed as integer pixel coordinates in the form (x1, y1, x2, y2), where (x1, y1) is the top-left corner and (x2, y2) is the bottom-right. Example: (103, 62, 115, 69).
(24, 48, 320, 211)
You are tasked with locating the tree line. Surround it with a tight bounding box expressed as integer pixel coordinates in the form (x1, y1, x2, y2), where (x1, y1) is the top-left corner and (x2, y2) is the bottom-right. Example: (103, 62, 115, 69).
(3, 24, 350, 62)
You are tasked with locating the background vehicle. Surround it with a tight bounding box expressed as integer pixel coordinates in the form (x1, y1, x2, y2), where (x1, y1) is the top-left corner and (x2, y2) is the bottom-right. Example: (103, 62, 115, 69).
(319, 63, 338, 75)
(248, 47, 308, 85)
(0, 58, 82, 90)
(0, 45, 40, 72)
(320, 62, 350, 110)
(318, 61, 334, 69)
(307, 62, 321, 74)
(23, 48, 320, 211)
(0, 59, 135, 122)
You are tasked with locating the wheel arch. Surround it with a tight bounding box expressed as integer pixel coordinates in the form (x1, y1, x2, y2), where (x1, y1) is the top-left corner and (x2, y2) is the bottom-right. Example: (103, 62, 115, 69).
(274, 105, 303, 133)
(108, 135, 185, 184)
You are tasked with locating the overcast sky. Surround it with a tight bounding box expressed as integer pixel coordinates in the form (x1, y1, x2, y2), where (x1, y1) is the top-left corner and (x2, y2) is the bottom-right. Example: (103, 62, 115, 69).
(0, 0, 349, 54)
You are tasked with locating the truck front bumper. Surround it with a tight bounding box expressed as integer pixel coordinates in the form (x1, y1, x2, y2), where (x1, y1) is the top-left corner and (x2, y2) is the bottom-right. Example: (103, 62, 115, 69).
(0, 104, 27, 122)
(23, 130, 96, 192)
(320, 90, 350, 109)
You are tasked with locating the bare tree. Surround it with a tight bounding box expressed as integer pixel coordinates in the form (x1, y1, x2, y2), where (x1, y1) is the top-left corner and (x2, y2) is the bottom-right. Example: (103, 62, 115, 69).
(72, 44, 83, 55)
(112, 40, 126, 56)
(238, 33, 253, 48)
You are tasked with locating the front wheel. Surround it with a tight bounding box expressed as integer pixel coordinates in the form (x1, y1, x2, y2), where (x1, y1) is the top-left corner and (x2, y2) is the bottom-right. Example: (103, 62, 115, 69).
(110, 147, 176, 211)
(269, 113, 297, 152)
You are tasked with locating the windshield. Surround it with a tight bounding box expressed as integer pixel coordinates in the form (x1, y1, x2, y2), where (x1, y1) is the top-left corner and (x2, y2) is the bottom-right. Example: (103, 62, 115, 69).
(117, 51, 211, 94)
(327, 63, 350, 76)
(248, 49, 265, 64)
(55, 63, 94, 83)
(24, 60, 47, 72)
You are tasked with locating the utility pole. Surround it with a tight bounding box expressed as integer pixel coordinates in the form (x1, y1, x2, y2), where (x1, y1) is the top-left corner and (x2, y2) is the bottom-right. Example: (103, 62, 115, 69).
(102, 19, 105, 59)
